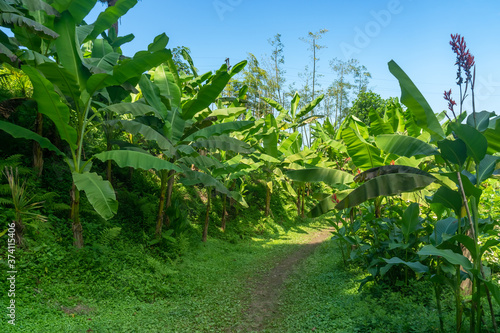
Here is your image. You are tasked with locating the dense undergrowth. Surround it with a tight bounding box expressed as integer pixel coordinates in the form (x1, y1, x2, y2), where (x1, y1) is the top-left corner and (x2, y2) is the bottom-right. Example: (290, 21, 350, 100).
(0, 149, 320, 332)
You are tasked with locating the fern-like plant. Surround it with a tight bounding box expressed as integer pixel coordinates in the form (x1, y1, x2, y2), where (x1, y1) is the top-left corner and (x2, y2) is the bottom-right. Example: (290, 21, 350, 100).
(3, 166, 46, 246)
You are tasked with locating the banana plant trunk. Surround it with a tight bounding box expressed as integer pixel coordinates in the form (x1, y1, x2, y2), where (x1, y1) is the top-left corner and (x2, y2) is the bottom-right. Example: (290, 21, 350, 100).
(296, 184, 301, 216)
(221, 193, 227, 232)
(155, 169, 169, 238)
(265, 184, 271, 217)
(301, 184, 306, 218)
(164, 170, 175, 228)
(32, 112, 44, 176)
(202, 187, 211, 242)
(70, 183, 83, 248)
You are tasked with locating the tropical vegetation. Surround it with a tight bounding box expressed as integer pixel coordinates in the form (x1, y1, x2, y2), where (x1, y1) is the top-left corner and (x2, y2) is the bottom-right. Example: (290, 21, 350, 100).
(0, 1, 499, 332)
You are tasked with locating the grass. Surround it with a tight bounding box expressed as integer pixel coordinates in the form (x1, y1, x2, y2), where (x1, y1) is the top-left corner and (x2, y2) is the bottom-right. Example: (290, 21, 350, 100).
(266, 239, 459, 333)
(2, 219, 330, 332)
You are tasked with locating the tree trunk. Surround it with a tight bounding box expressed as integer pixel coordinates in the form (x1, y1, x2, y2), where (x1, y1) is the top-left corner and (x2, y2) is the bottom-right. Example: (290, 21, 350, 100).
(70, 183, 83, 248)
(164, 169, 175, 228)
(221, 193, 227, 232)
(12, 218, 25, 248)
(202, 187, 211, 242)
(301, 185, 305, 218)
(155, 169, 169, 238)
(296, 185, 301, 216)
(265, 182, 271, 217)
(32, 112, 44, 176)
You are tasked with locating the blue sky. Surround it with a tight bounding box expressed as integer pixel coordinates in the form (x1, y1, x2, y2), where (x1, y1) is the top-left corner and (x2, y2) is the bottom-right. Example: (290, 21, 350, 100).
(91, 0, 500, 115)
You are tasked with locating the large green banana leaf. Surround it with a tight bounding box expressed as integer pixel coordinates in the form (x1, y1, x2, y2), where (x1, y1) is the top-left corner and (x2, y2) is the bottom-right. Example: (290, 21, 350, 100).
(484, 116, 500, 154)
(426, 186, 462, 217)
(0, 121, 64, 156)
(401, 202, 420, 240)
(85, 0, 137, 42)
(279, 131, 300, 154)
(179, 155, 224, 172)
(108, 119, 176, 156)
(181, 61, 247, 120)
(342, 127, 384, 170)
(139, 74, 168, 117)
(94, 150, 181, 172)
(466, 111, 493, 132)
(192, 136, 254, 154)
(147, 33, 169, 53)
(92, 38, 113, 58)
(262, 97, 286, 114)
(286, 167, 354, 186)
(153, 64, 181, 108)
(72, 171, 118, 220)
(449, 123, 487, 163)
(183, 121, 254, 141)
(206, 107, 247, 120)
(417, 245, 472, 270)
(262, 113, 278, 158)
(12, 0, 58, 16)
(307, 190, 351, 218)
(477, 155, 500, 184)
(22, 65, 78, 149)
(388, 60, 445, 139)
(180, 169, 231, 197)
(335, 172, 436, 210)
(295, 94, 324, 119)
(429, 217, 458, 246)
(54, 11, 88, 90)
(381, 257, 428, 276)
(51, 0, 97, 24)
(0, 12, 58, 39)
(37, 62, 82, 110)
(437, 138, 467, 166)
(112, 48, 172, 85)
(354, 165, 433, 183)
(375, 134, 438, 157)
(369, 108, 393, 136)
(103, 102, 163, 119)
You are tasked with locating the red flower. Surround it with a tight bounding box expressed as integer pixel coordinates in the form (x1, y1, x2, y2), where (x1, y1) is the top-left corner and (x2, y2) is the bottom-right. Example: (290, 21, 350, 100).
(443, 89, 457, 114)
(450, 34, 475, 84)
(390, 160, 395, 165)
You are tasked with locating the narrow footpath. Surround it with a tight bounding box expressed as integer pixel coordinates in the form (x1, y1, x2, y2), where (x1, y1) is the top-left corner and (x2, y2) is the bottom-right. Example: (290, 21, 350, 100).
(238, 227, 335, 332)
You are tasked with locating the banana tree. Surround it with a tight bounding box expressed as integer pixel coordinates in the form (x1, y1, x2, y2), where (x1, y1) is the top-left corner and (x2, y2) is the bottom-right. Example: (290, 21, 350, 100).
(97, 57, 253, 239)
(179, 154, 249, 241)
(259, 92, 324, 216)
(0, 0, 172, 247)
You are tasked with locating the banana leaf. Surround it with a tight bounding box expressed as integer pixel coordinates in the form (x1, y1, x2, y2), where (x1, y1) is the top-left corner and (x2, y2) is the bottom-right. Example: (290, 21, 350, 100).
(0, 121, 64, 156)
(85, 0, 137, 41)
(375, 134, 438, 157)
(287, 167, 354, 187)
(22, 65, 77, 149)
(72, 171, 117, 220)
(342, 127, 384, 171)
(94, 150, 181, 172)
(388, 60, 445, 139)
(336, 172, 436, 210)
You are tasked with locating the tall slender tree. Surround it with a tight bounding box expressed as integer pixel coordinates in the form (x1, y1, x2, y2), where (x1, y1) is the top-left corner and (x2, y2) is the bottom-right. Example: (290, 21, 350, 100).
(329, 58, 355, 127)
(300, 29, 328, 145)
(267, 34, 286, 106)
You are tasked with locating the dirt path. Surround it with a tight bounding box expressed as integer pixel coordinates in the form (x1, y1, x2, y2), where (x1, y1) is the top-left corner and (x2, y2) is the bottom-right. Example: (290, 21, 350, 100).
(238, 227, 335, 332)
